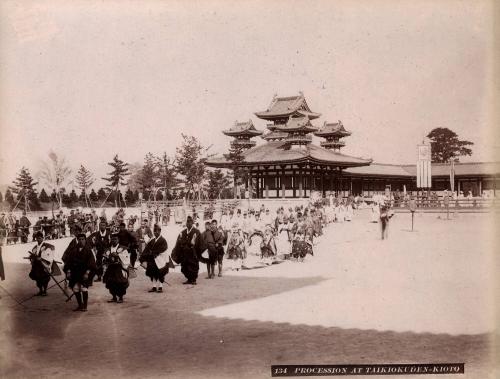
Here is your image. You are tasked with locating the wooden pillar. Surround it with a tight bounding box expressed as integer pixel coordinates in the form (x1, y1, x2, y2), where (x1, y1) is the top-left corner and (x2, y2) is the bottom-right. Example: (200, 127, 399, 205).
(339, 168, 343, 197)
(330, 168, 334, 195)
(298, 166, 303, 197)
(248, 169, 253, 199)
(321, 167, 325, 197)
(233, 175, 237, 199)
(478, 179, 482, 197)
(255, 170, 260, 199)
(292, 169, 296, 198)
(282, 166, 286, 198)
(263, 167, 269, 199)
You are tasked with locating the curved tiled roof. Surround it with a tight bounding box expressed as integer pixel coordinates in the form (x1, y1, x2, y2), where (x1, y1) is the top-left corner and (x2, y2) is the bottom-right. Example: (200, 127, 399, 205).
(274, 115, 318, 133)
(223, 120, 263, 137)
(314, 120, 352, 137)
(262, 131, 289, 141)
(255, 94, 321, 120)
(206, 141, 372, 168)
(344, 164, 413, 177)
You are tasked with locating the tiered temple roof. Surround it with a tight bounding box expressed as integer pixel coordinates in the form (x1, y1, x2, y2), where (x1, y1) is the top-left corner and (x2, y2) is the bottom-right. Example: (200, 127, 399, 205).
(223, 120, 263, 149)
(255, 93, 321, 123)
(262, 130, 289, 141)
(207, 93, 371, 170)
(206, 141, 371, 168)
(274, 115, 318, 146)
(314, 120, 351, 151)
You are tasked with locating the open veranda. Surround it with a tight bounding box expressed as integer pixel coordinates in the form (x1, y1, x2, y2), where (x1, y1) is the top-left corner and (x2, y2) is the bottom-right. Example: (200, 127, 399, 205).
(0, 205, 498, 379)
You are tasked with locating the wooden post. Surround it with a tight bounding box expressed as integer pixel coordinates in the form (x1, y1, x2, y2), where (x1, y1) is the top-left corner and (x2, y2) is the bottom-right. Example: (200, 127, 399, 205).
(330, 168, 334, 195)
(321, 168, 325, 197)
(292, 169, 296, 198)
(248, 169, 253, 199)
(299, 166, 303, 197)
(282, 166, 286, 199)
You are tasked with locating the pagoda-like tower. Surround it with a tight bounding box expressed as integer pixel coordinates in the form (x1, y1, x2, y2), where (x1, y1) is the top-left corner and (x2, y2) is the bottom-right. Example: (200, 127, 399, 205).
(314, 120, 351, 152)
(223, 120, 263, 149)
(255, 93, 321, 141)
(274, 115, 318, 147)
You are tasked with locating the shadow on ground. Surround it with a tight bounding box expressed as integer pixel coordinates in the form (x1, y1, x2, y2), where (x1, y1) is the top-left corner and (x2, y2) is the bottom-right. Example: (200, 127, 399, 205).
(0, 262, 495, 379)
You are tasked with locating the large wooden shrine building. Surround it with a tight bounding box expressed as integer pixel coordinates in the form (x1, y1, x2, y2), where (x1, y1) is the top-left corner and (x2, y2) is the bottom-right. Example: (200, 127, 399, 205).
(206, 94, 500, 198)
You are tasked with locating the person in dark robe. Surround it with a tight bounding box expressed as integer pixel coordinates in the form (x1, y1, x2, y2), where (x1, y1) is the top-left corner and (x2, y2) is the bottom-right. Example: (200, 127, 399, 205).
(173, 216, 201, 285)
(19, 211, 31, 243)
(126, 223, 139, 268)
(90, 220, 110, 282)
(28, 231, 55, 296)
(103, 233, 130, 303)
(203, 219, 224, 279)
(139, 224, 169, 293)
(380, 204, 395, 240)
(61, 225, 83, 264)
(63, 233, 96, 312)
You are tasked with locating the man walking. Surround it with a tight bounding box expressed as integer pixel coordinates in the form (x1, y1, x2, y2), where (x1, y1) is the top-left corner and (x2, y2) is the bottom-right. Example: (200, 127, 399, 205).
(139, 224, 169, 293)
(63, 233, 96, 312)
(173, 216, 201, 285)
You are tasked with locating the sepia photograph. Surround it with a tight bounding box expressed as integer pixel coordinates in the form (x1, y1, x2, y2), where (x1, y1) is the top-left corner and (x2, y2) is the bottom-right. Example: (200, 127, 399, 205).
(0, 1, 499, 378)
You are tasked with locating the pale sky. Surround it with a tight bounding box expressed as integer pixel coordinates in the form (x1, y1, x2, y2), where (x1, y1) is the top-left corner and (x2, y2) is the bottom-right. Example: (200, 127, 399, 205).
(0, 0, 497, 190)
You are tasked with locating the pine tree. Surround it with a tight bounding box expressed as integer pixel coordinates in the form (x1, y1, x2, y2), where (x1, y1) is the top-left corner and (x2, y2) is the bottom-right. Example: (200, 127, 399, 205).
(69, 189, 78, 205)
(125, 188, 136, 205)
(206, 169, 231, 199)
(102, 155, 130, 207)
(175, 134, 210, 200)
(79, 190, 87, 204)
(140, 153, 157, 200)
(39, 188, 51, 203)
(89, 189, 98, 202)
(62, 193, 71, 207)
(155, 152, 177, 193)
(97, 188, 107, 202)
(226, 143, 248, 198)
(75, 165, 95, 203)
(10, 167, 41, 211)
(4, 189, 14, 205)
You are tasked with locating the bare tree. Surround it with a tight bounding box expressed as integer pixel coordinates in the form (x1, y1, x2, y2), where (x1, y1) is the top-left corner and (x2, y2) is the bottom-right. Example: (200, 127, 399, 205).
(38, 151, 72, 208)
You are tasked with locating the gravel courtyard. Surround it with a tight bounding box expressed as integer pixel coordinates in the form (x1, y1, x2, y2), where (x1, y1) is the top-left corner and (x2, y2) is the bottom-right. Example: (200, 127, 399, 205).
(0, 210, 498, 379)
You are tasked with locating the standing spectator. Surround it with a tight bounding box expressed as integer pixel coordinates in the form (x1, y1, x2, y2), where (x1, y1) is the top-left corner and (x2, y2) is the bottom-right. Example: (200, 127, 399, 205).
(19, 211, 31, 243)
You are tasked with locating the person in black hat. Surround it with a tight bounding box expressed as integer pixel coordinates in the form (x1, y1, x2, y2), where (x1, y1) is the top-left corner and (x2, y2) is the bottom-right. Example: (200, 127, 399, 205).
(139, 224, 169, 292)
(28, 231, 55, 296)
(172, 216, 201, 285)
(89, 220, 111, 282)
(103, 232, 130, 303)
(19, 211, 31, 243)
(63, 233, 96, 311)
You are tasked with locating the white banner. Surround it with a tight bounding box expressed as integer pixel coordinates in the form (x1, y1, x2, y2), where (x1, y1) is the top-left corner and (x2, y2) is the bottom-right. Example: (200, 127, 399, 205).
(416, 144, 432, 188)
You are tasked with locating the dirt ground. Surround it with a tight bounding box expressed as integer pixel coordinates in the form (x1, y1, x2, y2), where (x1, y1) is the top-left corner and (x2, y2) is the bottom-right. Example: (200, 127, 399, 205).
(0, 210, 498, 379)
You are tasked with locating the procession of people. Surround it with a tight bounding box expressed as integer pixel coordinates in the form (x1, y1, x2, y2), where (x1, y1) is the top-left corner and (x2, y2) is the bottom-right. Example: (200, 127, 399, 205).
(17, 194, 402, 313)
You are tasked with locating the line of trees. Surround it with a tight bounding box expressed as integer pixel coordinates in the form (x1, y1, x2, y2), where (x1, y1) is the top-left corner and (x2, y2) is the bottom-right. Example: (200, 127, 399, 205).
(1, 134, 239, 212)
